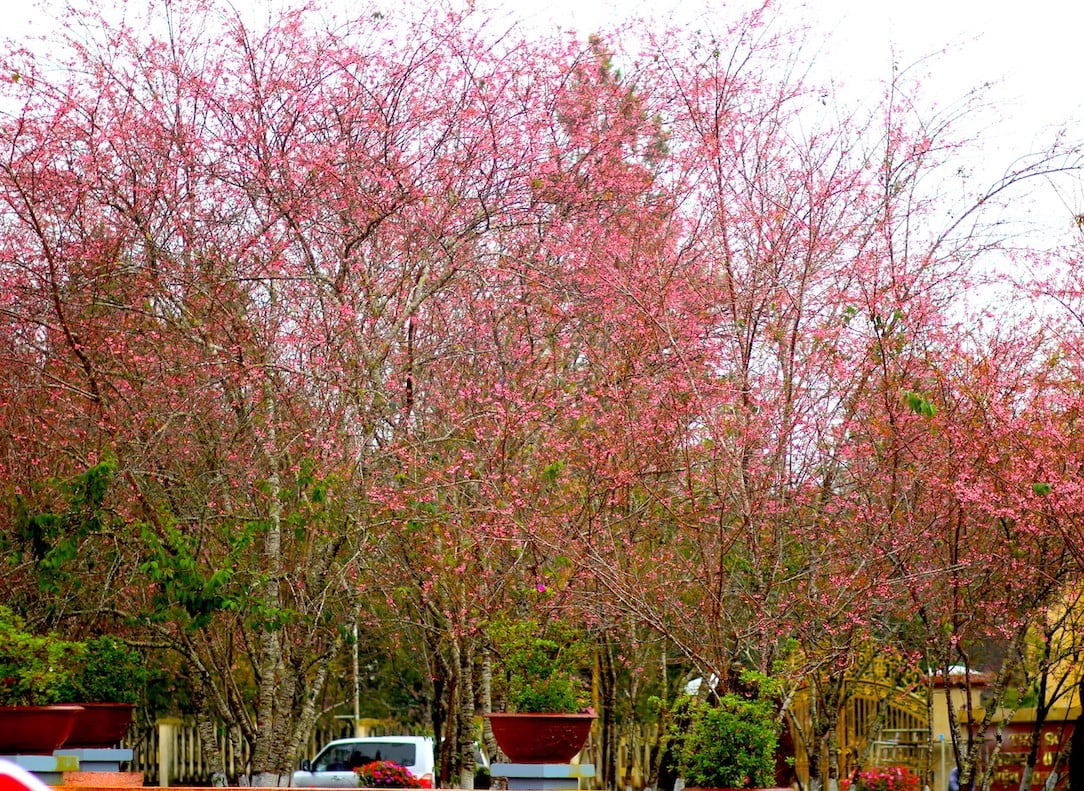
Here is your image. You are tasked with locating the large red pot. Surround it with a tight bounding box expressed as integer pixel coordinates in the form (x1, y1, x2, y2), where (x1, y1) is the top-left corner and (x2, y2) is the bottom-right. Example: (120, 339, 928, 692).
(485, 712, 595, 763)
(0, 705, 84, 753)
(63, 702, 136, 748)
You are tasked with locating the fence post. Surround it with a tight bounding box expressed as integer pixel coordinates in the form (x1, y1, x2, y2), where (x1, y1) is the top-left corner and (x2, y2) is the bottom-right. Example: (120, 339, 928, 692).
(158, 717, 183, 788)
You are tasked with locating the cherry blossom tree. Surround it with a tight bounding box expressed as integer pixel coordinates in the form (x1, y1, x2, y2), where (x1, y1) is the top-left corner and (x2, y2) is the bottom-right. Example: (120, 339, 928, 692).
(2, 2, 1083, 789)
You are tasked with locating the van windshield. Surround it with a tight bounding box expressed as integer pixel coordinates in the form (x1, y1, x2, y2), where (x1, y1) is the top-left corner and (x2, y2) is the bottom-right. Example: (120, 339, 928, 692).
(314, 742, 419, 771)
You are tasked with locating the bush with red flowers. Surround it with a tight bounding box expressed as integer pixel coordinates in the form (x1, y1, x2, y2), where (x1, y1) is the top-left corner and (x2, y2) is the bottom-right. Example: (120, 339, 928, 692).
(354, 761, 422, 789)
(842, 766, 922, 791)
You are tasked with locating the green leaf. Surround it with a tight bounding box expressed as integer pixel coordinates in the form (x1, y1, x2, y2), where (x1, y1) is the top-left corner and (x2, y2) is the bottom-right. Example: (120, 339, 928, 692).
(902, 390, 936, 417)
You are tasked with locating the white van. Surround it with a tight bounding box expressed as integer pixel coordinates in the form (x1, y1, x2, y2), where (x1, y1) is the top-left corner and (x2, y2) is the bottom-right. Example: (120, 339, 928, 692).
(293, 736, 436, 788)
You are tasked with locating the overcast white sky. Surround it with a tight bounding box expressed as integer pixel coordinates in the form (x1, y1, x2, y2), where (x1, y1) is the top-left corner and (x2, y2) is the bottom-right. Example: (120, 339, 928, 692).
(521, 0, 1081, 147)
(8, 0, 1079, 147)
(5, 0, 1082, 242)
(512, 0, 1084, 245)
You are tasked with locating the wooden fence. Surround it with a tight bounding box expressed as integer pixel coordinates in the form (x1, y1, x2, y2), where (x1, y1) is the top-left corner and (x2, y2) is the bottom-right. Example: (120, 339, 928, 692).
(125, 720, 383, 786)
(123, 719, 659, 789)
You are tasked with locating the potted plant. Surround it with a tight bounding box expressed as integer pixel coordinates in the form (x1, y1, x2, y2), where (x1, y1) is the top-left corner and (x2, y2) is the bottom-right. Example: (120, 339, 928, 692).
(0, 605, 86, 753)
(664, 673, 782, 790)
(484, 618, 595, 764)
(57, 635, 146, 748)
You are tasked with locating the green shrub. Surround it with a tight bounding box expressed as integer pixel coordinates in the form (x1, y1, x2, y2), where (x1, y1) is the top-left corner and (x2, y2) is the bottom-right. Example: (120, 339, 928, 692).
(0, 607, 146, 706)
(57, 635, 146, 704)
(0, 605, 84, 705)
(668, 692, 781, 789)
(489, 618, 589, 713)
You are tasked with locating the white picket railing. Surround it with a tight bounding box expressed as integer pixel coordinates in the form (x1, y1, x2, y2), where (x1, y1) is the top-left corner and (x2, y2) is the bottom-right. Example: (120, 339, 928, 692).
(125, 719, 383, 786)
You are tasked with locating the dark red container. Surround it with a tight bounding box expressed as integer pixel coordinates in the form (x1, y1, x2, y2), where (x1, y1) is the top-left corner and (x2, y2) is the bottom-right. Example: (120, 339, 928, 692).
(485, 712, 595, 763)
(63, 702, 136, 748)
(0, 704, 84, 753)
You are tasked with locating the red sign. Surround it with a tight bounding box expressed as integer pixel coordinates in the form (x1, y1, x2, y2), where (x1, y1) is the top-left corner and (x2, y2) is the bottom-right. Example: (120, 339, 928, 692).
(983, 722, 1073, 791)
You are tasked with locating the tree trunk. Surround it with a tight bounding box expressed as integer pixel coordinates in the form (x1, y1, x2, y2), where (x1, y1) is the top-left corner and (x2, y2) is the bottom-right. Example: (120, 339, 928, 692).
(459, 638, 477, 790)
(249, 402, 288, 784)
(481, 649, 502, 763)
(599, 643, 618, 791)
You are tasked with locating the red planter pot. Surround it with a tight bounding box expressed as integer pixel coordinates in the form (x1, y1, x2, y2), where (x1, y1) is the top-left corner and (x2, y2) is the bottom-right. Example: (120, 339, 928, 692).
(63, 702, 136, 748)
(0, 705, 84, 754)
(485, 712, 595, 764)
